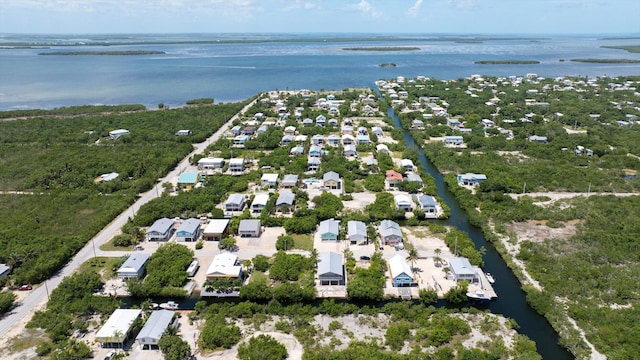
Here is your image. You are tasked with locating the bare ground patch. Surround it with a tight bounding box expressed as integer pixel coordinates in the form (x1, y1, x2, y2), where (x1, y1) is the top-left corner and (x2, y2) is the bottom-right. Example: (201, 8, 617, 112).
(507, 220, 579, 243)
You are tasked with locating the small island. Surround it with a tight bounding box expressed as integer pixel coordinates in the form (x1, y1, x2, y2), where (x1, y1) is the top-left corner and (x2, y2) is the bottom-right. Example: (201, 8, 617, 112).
(570, 58, 640, 64)
(38, 50, 166, 56)
(379, 63, 397, 67)
(601, 45, 640, 53)
(475, 60, 540, 65)
(343, 47, 419, 51)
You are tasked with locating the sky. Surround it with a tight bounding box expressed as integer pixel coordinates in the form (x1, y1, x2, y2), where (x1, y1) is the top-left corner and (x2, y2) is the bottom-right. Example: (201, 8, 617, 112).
(0, 0, 639, 35)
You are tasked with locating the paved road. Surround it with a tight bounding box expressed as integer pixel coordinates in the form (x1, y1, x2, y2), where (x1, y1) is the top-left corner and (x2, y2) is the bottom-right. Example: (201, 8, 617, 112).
(0, 99, 258, 338)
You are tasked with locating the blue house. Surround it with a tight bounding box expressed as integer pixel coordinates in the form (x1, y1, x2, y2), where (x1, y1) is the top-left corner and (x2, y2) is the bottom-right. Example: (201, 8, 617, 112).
(319, 219, 340, 241)
(175, 218, 200, 242)
(388, 253, 414, 287)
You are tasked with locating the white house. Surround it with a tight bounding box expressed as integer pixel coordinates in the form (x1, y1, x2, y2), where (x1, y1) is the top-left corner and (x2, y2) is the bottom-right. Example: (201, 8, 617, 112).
(117, 253, 150, 279)
(281, 174, 299, 188)
(96, 309, 142, 348)
(449, 257, 478, 282)
(261, 173, 279, 188)
(109, 129, 130, 140)
(394, 194, 414, 212)
(224, 193, 246, 212)
(317, 252, 345, 285)
(379, 220, 403, 245)
(347, 220, 367, 244)
(400, 159, 415, 172)
(136, 310, 176, 350)
(202, 219, 230, 241)
(206, 252, 242, 279)
(238, 219, 262, 238)
(251, 194, 270, 213)
(198, 157, 225, 170)
(229, 158, 245, 174)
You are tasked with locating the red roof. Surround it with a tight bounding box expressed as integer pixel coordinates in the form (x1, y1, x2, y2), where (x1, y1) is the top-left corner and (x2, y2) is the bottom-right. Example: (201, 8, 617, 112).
(386, 170, 403, 181)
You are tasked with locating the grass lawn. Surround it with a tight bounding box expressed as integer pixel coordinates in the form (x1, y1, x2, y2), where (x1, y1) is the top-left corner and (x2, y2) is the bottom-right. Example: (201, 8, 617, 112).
(291, 234, 314, 251)
(78, 257, 127, 281)
(99, 238, 135, 252)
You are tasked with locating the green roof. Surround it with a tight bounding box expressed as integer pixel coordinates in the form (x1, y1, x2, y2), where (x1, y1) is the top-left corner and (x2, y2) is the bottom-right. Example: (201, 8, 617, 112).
(178, 172, 199, 184)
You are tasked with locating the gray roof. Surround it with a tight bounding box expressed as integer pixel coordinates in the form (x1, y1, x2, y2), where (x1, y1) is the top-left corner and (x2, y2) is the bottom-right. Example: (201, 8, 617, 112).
(323, 171, 340, 182)
(347, 221, 367, 238)
(119, 253, 150, 272)
(238, 219, 261, 233)
(318, 251, 344, 277)
(418, 195, 437, 207)
(406, 173, 423, 183)
(148, 218, 174, 234)
(458, 173, 487, 181)
(282, 174, 299, 185)
(225, 193, 245, 206)
(177, 218, 200, 234)
(136, 310, 174, 341)
(379, 220, 402, 238)
(318, 219, 340, 235)
(276, 192, 295, 206)
(0, 264, 10, 276)
(449, 257, 476, 276)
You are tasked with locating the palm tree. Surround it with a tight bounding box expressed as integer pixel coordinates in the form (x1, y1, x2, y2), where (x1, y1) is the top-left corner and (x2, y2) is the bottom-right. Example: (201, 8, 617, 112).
(434, 248, 442, 268)
(406, 245, 419, 272)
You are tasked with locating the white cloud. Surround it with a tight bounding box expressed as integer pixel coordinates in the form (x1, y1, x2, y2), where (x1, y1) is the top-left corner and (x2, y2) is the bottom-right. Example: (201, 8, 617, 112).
(449, 0, 477, 9)
(407, 0, 424, 16)
(282, 0, 320, 11)
(350, 0, 382, 17)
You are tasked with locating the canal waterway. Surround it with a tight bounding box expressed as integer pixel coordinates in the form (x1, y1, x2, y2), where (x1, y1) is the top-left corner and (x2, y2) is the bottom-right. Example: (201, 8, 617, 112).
(385, 105, 573, 359)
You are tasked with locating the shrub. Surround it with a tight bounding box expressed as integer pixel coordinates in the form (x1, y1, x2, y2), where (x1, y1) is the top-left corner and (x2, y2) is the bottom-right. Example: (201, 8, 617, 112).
(112, 234, 134, 247)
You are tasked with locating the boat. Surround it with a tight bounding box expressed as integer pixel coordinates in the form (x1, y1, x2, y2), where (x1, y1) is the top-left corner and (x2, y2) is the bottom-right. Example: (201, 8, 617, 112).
(485, 272, 495, 284)
(467, 290, 492, 301)
(159, 301, 179, 310)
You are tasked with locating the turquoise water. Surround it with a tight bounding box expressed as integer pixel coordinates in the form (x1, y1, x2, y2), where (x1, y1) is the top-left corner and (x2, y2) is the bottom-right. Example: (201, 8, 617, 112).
(1, 33, 639, 110)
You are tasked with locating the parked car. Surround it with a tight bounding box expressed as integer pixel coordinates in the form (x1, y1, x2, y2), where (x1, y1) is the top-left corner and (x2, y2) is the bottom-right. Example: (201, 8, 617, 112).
(18, 285, 32, 291)
(104, 351, 115, 360)
(134, 245, 144, 251)
(360, 256, 371, 261)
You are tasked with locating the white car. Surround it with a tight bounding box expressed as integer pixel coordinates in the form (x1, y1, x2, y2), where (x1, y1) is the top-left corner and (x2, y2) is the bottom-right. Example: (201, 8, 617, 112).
(104, 351, 115, 360)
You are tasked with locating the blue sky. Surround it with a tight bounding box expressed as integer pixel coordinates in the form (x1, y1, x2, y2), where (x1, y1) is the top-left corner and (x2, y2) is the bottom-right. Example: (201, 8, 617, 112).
(1, 0, 638, 34)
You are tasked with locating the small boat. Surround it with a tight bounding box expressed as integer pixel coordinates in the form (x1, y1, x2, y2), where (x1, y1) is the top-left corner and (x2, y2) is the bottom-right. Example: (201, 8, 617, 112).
(485, 272, 495, 284)
(159, 301, 179, 310)
(467, 290, 492, 301)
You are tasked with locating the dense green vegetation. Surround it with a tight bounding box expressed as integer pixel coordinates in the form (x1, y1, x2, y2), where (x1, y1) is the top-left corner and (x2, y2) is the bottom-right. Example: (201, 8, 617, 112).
(392, 75, 640, 359)
(570, 58, 640, 63)
(238, 334, 288, 360)
(475, 60, 540, 64)
(127, 243, 194, 298)
(0, 102, 245, 286)
(0, 291, 16, 315)
(39, 50, 165, 56)
(0, 104, 146, 119)
(601, 45, 640, 53)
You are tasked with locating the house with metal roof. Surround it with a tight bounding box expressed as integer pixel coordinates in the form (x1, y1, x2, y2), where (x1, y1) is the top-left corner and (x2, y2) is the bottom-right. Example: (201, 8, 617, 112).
(449, 257, 478, 282)
(290, 145, 305, 156)
(376, 143, 390, 154)
(206, 252, 242, 279)
(276, 192, 295, 212)
(457, 173, 487, 186)
(417, 195, 438, 216)
(228, 158, 245, 174)
(109, 129, 130, 140)
(347, 221, 367, 244)
(96, 309, 142, 348)
(261, 173, 279, 188)
(238, 219, 261, 237)
(224, 193, 246, 212)
(308, 156, 321, 171)
(400, 159, 415, 172)
(394, 194, 414, 212)
(146, 218, 175, 241)
(251, 193, 270, 213)
(309, 145, 322, 158)
(317, 252, 344, 285)
(136, 310, 176, 350)
(312, 134, 325, 145)
(281, 174, 299, 188)
(177, 172, 200, 190)
(406, 173, 423, 187)
(202, 219, 230, 241)
(379, 220, 403, 245)
(117, 253, 150, 279)
(0, 264, 10, 279)
(444, 135, 464, 146)
(175, 218, 200, 242)
(197, 157, 225, 170)
(343, 144, 358, 158)
(327, 134, 341, 147)
(319, 219, 340, 241)
(388, 253, 414, 287)
(323, 171, 341, 190)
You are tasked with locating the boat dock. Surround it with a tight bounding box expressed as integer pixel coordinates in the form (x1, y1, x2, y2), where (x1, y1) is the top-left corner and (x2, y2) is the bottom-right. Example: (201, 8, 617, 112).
(469, 267, 498, 299)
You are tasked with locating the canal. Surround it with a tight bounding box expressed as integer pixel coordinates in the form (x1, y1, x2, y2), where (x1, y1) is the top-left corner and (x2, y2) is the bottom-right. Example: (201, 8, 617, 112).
(385, 105, 573, 359)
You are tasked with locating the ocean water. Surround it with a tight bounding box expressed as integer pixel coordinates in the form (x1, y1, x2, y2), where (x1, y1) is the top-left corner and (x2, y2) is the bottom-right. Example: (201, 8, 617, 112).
(1, 33, 639, 110)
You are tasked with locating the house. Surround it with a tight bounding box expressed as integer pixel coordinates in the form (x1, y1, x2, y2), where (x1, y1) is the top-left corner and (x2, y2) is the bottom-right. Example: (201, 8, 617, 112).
(356, 134, 371, 145)
(281, 134, 294, 145)
(457, 173, 487, 186)
(251, 194, 270, 213)
(376, 144, 390, 154)
(449, 257, 478, 282)
(295, 134, 308, 143)
(379, 220, 403, 245)
(224, 193, 246, 212)
(308, 157, 321, 171)
(261, 173, 279, 188)
(388, 253, 414, 287)
(96, 309, 142, 348)
(363, 157, 378, 171)
(175, 129, 191, 136)
(400, 159, 415, 172)
(316, 115, 326, 127)
(233, 135, 249, 145)
(372, 126, 383, 136)
(281, 174, 299, 188)
(406, 173, 423, 187)
(386, 170, 403, 187)
(109, 129, 130, 139)
(256, 125, 268, 135)
(290, 145, 305, 156)
(328, 118, 339, 126)
(146, 218, 175, 241)
(202, 219, 230, 241)
(357, 127, 368, 135)
(254, 112, 264, 120)
(341, 125, 354, 135)
(175, 218, 201, 242)
(312, 134, 325, 145)
(323, 171, 341, 189)
(94, 172, 119, 184)
(417, 195, 438, 215)
(444, 136, 464, 146)
(411, 119, 424, 129)
(228, 158, 245, 174)
(394, 194, 414, 212)
(319, 219, 340, 241)
(206, 252, 242, 279)
(302, 118, 314, 126)
(528, 135, 548, 143)
(347, 221, 367, 244)
(117, 253, 150, 279)
(230, 125, 242, 135)
(136, 310, 176, 350)
(343, 144, 357, 157)
(284, 126, 297, 135)
(197, 157, 224, 170)
(276, 192, 295, 212)
(238, 219, 261, 237)
(0, 264, 10, 279)
(177, 172, 200, 190)
(242, 126, 256, 136)
(317, 252, 345, 285)
(309, 145, 322, 158)
(447, 118, 462, 128)
(342, 134, 355, 145)
(327, 134, 341, 147)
